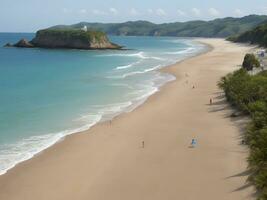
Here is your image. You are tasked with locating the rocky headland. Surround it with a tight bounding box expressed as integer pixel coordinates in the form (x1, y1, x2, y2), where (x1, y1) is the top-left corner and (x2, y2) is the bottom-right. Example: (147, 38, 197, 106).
(4, 29, 122, 50)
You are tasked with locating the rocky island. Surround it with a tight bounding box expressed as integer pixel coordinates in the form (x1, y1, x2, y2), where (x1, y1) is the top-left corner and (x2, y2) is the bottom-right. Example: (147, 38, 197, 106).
(5, 29, 122, 50)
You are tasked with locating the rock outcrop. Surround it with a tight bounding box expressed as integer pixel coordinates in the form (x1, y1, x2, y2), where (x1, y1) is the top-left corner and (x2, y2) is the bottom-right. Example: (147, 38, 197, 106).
(14, 39, 34, 48)
(4, 43, 13, 47)
(31, 29, 121, 49)
(4, 29, 121, 50)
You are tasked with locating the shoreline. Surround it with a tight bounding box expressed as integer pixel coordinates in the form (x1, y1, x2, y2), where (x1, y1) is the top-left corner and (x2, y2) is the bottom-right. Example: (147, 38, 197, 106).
(0, 38, 255, 200)
(0, 38, 207, 176)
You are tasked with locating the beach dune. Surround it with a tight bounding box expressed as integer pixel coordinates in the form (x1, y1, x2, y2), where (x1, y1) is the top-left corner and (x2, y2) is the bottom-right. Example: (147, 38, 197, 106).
(0, 39, 255, 200)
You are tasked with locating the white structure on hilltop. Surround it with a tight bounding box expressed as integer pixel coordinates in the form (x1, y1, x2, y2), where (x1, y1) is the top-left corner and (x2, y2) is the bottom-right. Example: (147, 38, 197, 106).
(81, 26, 87, 32)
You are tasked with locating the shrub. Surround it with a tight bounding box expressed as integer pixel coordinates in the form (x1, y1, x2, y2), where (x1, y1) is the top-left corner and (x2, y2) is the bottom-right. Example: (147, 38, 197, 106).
(242, 54, 260, 71)
(219, 67, 267, 200)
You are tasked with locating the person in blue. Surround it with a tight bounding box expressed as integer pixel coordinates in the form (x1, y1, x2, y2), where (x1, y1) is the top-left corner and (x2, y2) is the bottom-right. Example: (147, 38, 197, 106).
(191, 138, 197, 148)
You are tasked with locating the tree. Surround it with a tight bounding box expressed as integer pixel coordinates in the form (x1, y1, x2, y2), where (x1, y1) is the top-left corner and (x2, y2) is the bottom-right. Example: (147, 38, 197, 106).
(242, 54, 260, 71)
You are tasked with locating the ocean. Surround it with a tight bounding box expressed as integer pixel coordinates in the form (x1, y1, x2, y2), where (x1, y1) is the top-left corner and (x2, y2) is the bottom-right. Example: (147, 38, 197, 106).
(0, 33, 206, 175)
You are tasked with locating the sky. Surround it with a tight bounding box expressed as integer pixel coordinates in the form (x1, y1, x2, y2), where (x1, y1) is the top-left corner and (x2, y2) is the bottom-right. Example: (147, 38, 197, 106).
(1, 0, 267, 32)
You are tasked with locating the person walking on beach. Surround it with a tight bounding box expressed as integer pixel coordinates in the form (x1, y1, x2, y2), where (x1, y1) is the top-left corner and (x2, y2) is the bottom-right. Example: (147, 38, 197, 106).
(191, 139, 197, 148)
(210, 98, 213, 105)
(142, 141, 145, 148)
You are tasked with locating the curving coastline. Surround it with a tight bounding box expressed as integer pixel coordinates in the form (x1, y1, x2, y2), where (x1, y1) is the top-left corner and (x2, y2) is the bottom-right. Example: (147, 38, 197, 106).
(0, 39, 255, 200)
(0, 38, 205, 176)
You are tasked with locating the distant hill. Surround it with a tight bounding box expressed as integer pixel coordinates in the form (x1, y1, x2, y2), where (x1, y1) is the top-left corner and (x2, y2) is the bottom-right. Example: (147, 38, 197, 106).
(49, 15, 267, 38)
(228, 21, 267, 47)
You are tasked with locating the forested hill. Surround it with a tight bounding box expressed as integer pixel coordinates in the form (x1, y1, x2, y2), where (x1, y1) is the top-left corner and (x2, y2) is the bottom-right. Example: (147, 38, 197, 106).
(228, 21, 267, 47)
(49, 15, 267, 38)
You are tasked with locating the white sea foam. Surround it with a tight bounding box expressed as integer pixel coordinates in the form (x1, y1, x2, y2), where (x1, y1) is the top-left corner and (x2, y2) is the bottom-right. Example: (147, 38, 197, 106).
(97, 51, 144, 58)
(164, 47, 195, 55)
(122, 65, 161, 77)
(0, 115, 101, 175)
(98, 51, 164, 61)
(115, 60, 141, 70)
(115, 63, 135, 70)
(109, 65, 162, 79)
(125, 73, 176, 112)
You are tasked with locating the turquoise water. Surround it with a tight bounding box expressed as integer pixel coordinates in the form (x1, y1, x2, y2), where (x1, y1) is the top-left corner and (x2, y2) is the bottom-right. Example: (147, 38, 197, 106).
(0, 33, 206, 174)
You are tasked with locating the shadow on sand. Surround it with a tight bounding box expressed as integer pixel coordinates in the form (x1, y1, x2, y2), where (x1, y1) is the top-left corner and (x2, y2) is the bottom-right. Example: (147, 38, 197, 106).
(208, 93, 255, 196)
(207, 95, 250, 133)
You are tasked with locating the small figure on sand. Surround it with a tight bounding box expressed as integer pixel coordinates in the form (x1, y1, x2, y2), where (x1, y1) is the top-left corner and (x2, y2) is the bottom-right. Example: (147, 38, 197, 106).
(210, 98, 213, 105)
(192, 85, 195, 89)
(109, 120, 112, 126)
(191, 138, 197, 148)
(142, 141, 145, 148)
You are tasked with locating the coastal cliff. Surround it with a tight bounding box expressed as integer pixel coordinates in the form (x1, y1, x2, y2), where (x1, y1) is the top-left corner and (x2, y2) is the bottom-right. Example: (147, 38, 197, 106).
(5, 29, 121, 50)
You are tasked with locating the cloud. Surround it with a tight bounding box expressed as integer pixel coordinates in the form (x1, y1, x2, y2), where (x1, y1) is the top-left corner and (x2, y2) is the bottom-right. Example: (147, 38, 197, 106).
(258, 6, 267, 14)
(63, 8, 71, 14)
(233, 9, 243, 16)
(130, 8, 139, 15)
(177, 9, 186, 16)
(155, 8, 167, 16)
(147, 9, 153, 14)
(191, 8, 201, 16)
(92, 9, 107, 15)
(79, 9, 87, 14)
(109, 8, 118, 15)
(208, 8, 220, 16)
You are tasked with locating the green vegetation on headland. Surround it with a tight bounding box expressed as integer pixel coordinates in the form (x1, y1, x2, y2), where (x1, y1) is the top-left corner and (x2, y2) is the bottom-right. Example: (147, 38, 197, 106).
(227, 21, 267, 47)
(5, 29, 121, 50)
(50, 15, 267, 38)
(34, 29, 107, 43)
(218, 61, 267, 199)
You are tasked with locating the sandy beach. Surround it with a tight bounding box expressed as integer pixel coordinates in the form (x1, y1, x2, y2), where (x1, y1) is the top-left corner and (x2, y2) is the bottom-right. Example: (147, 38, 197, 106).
(0, 39, 256, 200)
